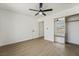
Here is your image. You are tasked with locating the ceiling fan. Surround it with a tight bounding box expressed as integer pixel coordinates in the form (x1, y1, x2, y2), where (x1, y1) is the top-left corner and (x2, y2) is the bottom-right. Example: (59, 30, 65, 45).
(29, 3, 53, 16)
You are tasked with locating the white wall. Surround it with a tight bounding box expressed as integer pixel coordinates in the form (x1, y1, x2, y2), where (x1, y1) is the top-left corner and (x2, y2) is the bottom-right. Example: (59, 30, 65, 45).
(0, 9, 39, 46)
(42, 17, 54, 41)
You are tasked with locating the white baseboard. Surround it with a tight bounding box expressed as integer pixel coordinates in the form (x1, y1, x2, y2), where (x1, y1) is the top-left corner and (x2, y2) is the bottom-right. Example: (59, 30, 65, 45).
(67, 41, 79, 45)
(0, 36, 39, 47)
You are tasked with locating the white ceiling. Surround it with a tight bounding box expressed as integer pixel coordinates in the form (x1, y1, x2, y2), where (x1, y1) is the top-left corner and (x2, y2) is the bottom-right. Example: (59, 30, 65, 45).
(0, 3, 79, 16)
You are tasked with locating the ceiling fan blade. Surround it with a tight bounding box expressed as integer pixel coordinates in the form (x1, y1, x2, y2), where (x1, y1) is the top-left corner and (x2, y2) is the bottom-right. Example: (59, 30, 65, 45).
(29, 9, 38, 11)
(39, 3, 43, 8)
(42, 12, 46, 16)
(43, 9, 53, 12)
(35, 12, 39, 16)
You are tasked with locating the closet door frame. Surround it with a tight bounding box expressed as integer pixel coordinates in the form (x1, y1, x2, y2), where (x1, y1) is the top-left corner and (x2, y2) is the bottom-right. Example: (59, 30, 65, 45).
(66, 15, 79, 45)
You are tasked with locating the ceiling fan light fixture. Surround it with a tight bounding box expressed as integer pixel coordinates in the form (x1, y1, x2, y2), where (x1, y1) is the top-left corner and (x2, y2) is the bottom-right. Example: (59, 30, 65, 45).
(39, 12, 42, 15)
(29, 3, 53, 16)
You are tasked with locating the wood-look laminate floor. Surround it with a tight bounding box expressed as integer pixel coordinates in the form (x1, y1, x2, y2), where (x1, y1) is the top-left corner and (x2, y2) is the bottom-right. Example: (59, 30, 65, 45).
(0, 38, 79, 56)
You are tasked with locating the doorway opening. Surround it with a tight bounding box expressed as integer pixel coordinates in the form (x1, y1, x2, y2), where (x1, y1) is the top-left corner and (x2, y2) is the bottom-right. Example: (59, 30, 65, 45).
(54, 17, 66, 44)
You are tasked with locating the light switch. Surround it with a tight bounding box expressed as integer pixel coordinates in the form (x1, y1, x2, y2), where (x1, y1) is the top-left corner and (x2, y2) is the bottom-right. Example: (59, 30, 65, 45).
(46, 27, 48, 30)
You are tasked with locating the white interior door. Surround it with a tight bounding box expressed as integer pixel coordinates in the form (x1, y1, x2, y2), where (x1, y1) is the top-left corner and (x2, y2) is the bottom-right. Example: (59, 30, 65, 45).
(39, 21, 44, 37)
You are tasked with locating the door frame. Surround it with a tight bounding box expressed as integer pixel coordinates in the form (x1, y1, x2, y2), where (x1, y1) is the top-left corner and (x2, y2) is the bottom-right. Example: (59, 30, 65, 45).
(38, 21, 44, 38)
